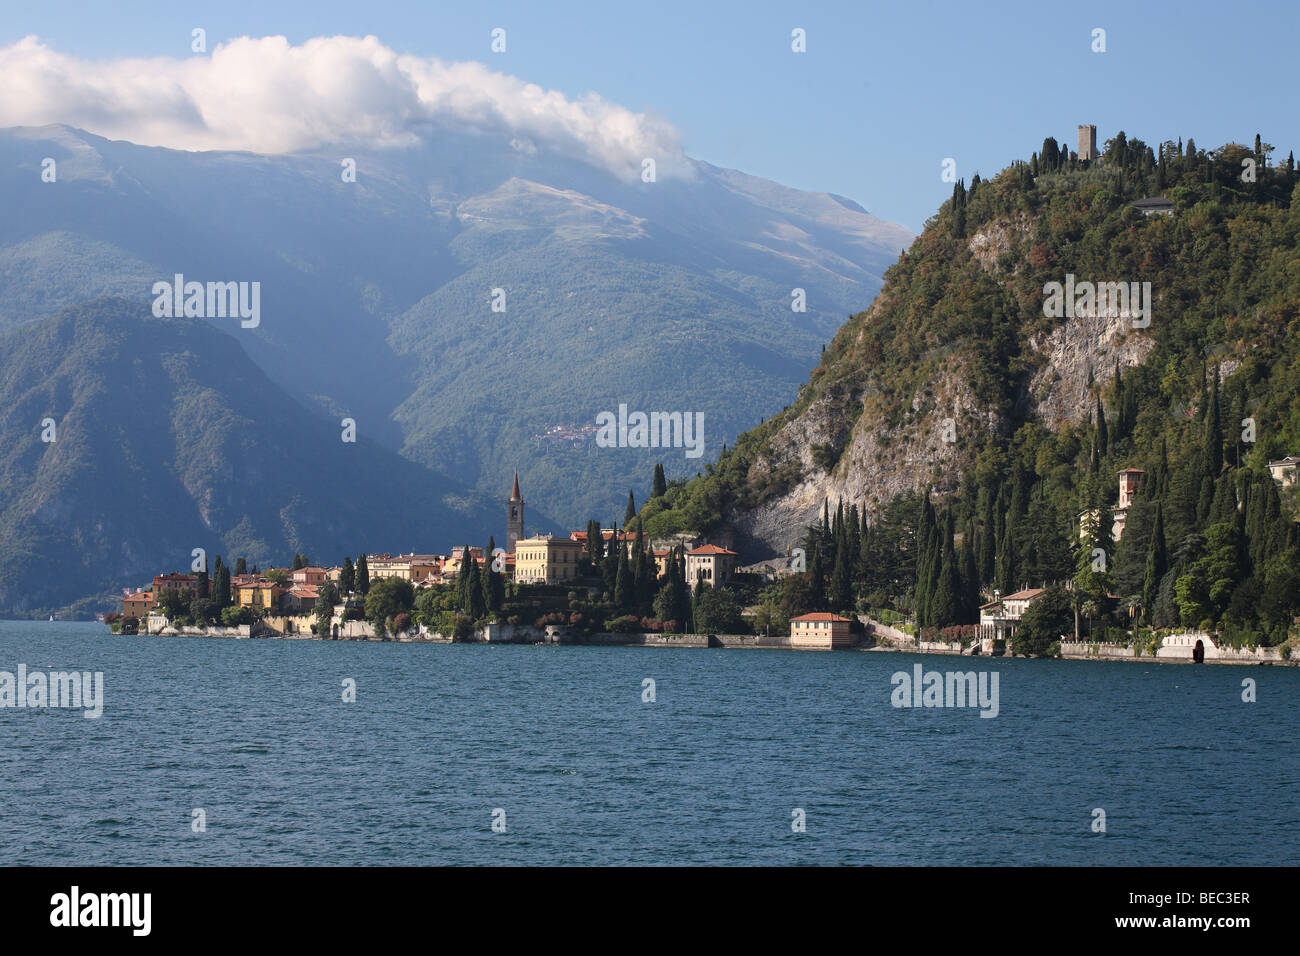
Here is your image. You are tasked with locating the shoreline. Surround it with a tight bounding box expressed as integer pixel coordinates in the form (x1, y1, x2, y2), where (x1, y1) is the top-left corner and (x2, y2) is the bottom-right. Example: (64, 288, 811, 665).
(71, 619, 1296, 666)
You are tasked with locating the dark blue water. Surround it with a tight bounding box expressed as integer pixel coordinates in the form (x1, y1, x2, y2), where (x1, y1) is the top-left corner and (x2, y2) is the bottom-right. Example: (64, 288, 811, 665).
(1, 621, 1295, 865)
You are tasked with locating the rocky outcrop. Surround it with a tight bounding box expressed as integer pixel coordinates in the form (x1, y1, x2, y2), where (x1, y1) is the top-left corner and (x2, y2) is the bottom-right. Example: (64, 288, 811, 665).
(1027, 307, 1156, 430)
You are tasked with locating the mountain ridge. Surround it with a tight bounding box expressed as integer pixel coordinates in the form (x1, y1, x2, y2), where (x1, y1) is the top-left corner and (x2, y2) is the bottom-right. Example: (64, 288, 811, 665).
(0, 123, 913, 526)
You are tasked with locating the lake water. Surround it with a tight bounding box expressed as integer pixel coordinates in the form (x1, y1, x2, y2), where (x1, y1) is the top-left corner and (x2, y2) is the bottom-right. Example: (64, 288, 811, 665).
(1, 620, 1295, 865)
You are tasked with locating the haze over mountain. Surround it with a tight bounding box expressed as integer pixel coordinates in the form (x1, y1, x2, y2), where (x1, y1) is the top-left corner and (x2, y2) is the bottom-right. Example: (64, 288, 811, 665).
(0, 121, 912, 529)
(0, 298, 502, 616)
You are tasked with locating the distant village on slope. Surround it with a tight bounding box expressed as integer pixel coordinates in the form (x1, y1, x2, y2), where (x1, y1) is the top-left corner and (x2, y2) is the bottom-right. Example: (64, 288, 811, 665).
(108, 456, 1300, 663)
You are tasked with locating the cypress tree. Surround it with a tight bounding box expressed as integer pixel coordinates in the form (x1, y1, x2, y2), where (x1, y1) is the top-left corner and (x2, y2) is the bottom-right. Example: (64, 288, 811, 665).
(807, 532, 827, 611)
(212, 555, 231, 608)
(829, 534, 853, 613)
(652, 463, 667, 499)
(624, 490, 637, 526)
(952, 178, 967, 237)
(466, 554, 485, 619)
(640, 533, 656, 608)
(584, 520, 603, 566)
(615, 540, 632, 610)
(959, 533, 980, 623)
(235, 557, 247, 576)
(931, 511, 959, 628)
(674, 548, 692, 626)
(996, 519, 1015, 597)
(602, 527, 620, 595)
(482, 536, 503, 612)
(340, 556, 355, 594)
(979, 488, 996, 586)
(915, 495, 942, 626)
(355, 554, 370, 595)
(846, 503, 861, 582)
(455, 546, 472, 612)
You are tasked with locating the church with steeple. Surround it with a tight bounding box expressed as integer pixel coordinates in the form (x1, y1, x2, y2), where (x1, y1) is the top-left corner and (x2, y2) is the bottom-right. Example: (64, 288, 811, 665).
(506, 470, 525, 553)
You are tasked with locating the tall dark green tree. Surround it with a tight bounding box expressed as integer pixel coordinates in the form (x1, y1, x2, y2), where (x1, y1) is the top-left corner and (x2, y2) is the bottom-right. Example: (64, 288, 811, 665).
(614, 538, 632, 610)
(929, 511, 960, 628)
(212, 555, 231, 608)
(829, 533, 853, 613)
(1143, 502, 1168, 624)
(602, 527, 620, 595)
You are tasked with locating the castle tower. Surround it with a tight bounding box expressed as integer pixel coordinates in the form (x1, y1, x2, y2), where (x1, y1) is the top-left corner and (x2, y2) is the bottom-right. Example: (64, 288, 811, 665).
(506, 470, 524, 553)
(1078, 124, 1098, 161)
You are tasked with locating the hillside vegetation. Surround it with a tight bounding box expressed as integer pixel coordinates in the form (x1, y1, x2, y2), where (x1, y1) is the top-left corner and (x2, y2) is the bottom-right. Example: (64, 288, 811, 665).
(638, 132, 1300, 646)
(0, 299, 496, 615)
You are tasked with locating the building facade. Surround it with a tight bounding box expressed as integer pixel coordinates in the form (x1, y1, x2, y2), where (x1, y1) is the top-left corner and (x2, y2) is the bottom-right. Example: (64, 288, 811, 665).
(685, 544, 738, 590)
(514, 535, 583, 584)
(1268, 456, 1298, 488)
(790, 612, 854, 649)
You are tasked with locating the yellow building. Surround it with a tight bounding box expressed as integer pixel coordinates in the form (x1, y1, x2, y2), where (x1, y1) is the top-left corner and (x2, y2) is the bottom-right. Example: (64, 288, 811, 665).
(790, 613, 854, 649)
(233, 577, 283, 611)
(367, 553, 444, 582)
(515, 535, 584, 584)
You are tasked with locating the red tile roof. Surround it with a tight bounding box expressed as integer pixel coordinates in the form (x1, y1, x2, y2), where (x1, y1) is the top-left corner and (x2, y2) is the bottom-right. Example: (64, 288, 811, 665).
(791, 612, 853, 623)
(688, 544, 737, 556)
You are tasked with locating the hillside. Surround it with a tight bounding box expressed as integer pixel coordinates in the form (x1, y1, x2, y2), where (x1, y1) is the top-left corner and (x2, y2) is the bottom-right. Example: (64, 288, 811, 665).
(0, 125, 912, 526)
(0, 298, 501, 616)
(639, 132, 1300, 644)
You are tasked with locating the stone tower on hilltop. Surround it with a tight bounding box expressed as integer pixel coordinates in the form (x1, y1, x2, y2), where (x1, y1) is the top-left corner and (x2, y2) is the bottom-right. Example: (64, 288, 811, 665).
(1078, 124, 1098, 161)
(506, 470, 525, 553)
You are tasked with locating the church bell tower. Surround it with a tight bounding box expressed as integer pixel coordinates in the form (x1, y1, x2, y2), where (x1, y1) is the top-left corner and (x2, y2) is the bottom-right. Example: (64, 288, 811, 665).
(507, 470, 524, 553)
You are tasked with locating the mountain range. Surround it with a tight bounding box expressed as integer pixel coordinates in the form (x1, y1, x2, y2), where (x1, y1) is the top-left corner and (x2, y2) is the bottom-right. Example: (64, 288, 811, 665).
(0, 124, 911, 613)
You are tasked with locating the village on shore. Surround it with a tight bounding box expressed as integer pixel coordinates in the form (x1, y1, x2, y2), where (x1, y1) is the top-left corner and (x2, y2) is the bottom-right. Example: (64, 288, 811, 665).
(108, 463, 1300, 665)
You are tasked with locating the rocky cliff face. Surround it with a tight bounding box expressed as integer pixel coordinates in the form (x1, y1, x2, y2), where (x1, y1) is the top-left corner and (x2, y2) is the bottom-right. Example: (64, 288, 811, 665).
(731, 346, 979, 554)
(717, 208, 1164, 557)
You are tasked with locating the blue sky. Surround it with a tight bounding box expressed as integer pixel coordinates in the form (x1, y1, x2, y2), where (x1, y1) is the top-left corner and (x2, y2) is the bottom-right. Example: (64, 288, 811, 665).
(4, 0, 1297, 232)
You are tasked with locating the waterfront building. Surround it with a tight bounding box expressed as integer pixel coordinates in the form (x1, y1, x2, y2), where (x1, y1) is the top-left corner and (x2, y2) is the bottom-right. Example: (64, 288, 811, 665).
(790, 612, 854, 649)
(515, 534, 584, 584)
(685, 544, 738, 590)
(234, 577, 283, 612)
(978, 587, 1046, 652)
(122, 589, 155, 618)
(152, 572, 199, 597)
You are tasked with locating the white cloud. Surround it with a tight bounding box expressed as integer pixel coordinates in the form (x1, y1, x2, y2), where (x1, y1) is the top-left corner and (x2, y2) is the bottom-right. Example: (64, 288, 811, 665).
(0, 34, 690, 180)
